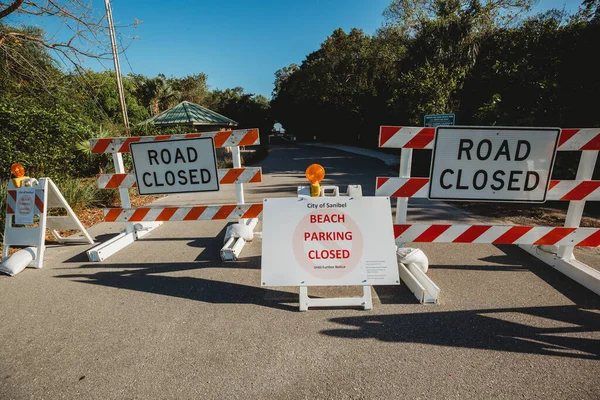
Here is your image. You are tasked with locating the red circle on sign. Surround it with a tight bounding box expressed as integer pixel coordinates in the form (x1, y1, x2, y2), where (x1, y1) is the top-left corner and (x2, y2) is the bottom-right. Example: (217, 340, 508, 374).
(292, 209, 363, 279)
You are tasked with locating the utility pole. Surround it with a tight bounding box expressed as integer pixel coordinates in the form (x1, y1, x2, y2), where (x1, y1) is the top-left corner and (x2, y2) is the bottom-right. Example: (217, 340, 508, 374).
(104, 0, 130, 136)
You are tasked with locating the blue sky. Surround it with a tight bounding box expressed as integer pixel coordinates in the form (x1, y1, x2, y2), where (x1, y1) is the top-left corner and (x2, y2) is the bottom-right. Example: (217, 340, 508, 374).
(8, 0, 585, 98)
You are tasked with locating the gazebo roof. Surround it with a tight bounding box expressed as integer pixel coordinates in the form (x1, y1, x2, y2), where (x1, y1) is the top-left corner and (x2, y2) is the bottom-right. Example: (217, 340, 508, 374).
(141, 101, 238, 127)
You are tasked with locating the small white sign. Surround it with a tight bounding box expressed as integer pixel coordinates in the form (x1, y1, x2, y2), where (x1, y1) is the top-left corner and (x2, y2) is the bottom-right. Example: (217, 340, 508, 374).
(429, 126, 560, 202)
(130, 138, 220, 195)
(261, 197, 400, 287)
(15, 188, 35, 225)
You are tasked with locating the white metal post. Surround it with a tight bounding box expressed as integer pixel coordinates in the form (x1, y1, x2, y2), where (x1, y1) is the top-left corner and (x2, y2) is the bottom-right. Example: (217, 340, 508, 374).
(395, 148, 413, 224)
(112, 153, 134, 233)
(232, 146, 245, 223)
(557, 150, 598, 260)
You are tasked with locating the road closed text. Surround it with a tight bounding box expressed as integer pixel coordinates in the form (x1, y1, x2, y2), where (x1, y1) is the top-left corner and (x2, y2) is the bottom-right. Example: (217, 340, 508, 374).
(141, 147, 213, 188)
(130, 138, 220, 195)
(429, 127, 560, 202)
(438, 139, 540, 192)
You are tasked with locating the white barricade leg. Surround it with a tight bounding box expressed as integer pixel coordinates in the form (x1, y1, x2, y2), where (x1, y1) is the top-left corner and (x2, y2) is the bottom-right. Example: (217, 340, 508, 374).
(87, 153, 161, 262)
(519, 150, 600, 297)
(220, 146, 255, 261)
(395, 148, 412, 225)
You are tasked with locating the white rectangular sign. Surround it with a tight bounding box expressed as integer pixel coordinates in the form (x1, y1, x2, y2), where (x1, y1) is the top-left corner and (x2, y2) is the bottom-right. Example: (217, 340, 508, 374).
(130, 138, 220, 195)
(261, 197, 400, 287)
(15, 188, 35, 225)
(429, 126, 560, 202)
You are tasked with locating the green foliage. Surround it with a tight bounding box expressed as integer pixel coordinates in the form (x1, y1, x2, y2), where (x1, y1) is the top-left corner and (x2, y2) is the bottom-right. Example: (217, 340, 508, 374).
(0, 97, 95, 178)
(272, 0, 600, 153)
(54, 178, 118, 212)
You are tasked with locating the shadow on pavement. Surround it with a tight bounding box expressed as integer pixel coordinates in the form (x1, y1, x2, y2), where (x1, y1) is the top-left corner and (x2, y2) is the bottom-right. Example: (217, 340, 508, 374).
(321, 305, 600, 360)
(57, 261, 298, 311)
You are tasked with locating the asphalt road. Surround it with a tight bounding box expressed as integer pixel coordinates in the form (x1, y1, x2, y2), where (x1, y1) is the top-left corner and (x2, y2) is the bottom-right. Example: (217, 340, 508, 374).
(1, 143, 599, 399)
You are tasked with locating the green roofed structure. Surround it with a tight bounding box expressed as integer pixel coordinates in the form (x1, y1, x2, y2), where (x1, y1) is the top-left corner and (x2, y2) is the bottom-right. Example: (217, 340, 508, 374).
(141, 101, 238, 130)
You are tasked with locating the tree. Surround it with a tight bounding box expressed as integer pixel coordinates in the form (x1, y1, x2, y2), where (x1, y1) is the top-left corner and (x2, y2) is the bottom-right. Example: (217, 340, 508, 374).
(131, 74, 179, 116)
(170, 73, 210, 105)
(0, 0, 137, 66)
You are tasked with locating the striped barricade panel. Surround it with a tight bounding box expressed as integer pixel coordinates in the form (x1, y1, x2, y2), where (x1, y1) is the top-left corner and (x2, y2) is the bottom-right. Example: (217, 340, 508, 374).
(375, 178, 600, 201)
(97, 168, 263, 189)
(393, 224, 600, 247)
(6, 189, 45, 215)
(378, 126, 600, 151)
(90, 128, 260, 154)
(104, 203, 263, 223)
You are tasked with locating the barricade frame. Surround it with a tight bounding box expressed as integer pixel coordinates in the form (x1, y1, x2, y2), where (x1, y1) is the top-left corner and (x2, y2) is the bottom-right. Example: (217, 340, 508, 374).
(87, 128, 263, 262)
(376, 126, 600, 297)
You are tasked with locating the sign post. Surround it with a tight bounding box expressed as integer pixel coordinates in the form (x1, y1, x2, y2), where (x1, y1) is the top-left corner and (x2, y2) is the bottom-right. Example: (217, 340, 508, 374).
(429, 126, 560, 202)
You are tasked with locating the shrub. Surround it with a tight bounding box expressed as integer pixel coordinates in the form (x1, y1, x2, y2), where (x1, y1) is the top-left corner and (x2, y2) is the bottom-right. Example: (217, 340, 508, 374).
(0, 97, 94, 179)
(54, 178, 118, 212)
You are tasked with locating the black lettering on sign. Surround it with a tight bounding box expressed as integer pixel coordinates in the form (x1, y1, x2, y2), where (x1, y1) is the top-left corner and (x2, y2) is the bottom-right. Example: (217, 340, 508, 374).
(515, 140, 531, 161)
(187, 147, 198, 162)
(174, 148, 186, 163)
(494, 140, 511, 161)
(508, 170, 522, 191)
(477, 139, 492, 160)
(165, 171, 175, 186)
(200, 169, 211, 184)
(189, 169, 200, 184)
(160, 149, 171, 164)
(456, 169, 468, 190)
(178, 170, 188, 185)
(440, 169, 454, 189)
(458, 139, 473, 160)
(524, 171, 540, 191)
(473, 170, 488, 190)
(153, 171, 164, 187)
(148, 150, 158, 165)
(490, 170, 505, 191)
(143, 172, 153, 187)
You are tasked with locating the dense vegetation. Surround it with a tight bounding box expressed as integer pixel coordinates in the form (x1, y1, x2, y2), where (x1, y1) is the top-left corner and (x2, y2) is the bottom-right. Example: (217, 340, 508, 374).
(272, 0, 599, 148)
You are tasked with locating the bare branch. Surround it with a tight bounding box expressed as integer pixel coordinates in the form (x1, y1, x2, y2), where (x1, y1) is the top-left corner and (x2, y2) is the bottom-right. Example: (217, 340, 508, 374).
(0, 0, 24, 19)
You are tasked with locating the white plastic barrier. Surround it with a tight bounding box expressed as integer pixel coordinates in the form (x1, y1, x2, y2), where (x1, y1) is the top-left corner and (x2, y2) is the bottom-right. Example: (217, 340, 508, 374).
(87, 129, 263, 262)
(376, 126, 600, 299)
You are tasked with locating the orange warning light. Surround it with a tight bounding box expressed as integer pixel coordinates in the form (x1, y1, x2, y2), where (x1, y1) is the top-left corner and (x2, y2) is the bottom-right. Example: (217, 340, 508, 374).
(11, 163, 25, 178)
(305, 164, 325, 184)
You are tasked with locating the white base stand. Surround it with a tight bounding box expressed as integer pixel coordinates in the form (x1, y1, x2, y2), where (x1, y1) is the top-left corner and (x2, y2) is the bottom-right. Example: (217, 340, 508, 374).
(220, 218, 258, 261)
(398, 262, 440, 304)
(86, 222, 161, 262)
(299, 285, 373, 311)
(2, 178, 93, 270)
(519, 244, 600, 296)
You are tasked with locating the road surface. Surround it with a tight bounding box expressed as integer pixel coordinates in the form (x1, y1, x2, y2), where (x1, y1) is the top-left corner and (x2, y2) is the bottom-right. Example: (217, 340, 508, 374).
(1, 143, 599, 399)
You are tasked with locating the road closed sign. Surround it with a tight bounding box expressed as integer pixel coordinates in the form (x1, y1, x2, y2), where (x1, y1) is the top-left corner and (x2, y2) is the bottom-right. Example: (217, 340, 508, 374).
(429, 126, 560, 202)
(130, 138, 220, 195)
(261, 197, 399, 287)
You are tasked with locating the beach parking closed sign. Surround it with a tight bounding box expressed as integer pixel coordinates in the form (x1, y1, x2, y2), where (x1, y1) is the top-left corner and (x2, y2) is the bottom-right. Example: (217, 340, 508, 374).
(261, 197, 399, 287)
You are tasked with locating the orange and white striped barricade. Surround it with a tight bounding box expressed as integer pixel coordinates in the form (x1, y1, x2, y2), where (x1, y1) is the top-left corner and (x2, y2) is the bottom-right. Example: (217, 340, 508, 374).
(86, 128, 263, 262)
(2, 178, 93, 274)
(377, 126, 600, 302)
